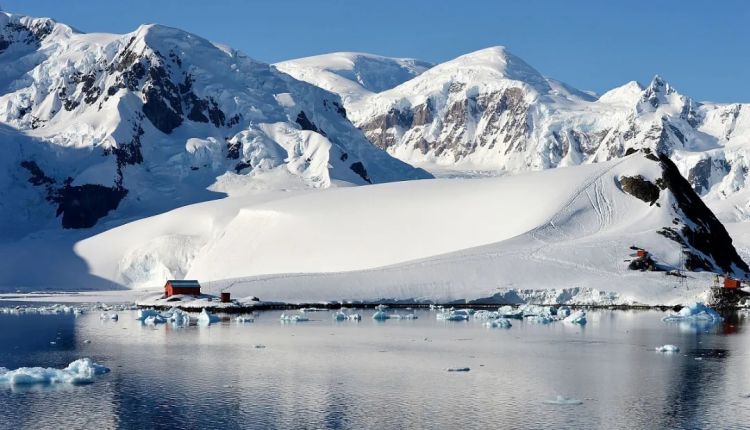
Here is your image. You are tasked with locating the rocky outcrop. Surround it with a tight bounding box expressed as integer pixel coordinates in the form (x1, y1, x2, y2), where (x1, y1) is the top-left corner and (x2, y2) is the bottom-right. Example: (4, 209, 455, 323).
(655, 153, 749, 275)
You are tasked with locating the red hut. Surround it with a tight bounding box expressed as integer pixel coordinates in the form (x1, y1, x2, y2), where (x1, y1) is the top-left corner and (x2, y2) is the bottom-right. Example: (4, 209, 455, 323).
(724, 278, 742, 289)
(164, 280, 201, 297)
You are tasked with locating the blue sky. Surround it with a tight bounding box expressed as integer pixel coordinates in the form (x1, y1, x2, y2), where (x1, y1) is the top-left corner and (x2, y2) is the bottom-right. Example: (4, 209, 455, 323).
(3, 0, 748, 102)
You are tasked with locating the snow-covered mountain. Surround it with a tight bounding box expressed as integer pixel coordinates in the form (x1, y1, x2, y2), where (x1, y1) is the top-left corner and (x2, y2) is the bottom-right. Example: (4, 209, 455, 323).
(56, 151, 746, 304)
(0, 12, 431, 239)
(281, 46, 750, 222)
(274, 52, 432, 106)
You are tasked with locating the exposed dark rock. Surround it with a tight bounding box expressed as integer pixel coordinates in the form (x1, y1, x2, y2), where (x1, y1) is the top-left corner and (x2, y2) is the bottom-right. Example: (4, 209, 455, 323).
(657, 153, 750, 275)
(619, 175, 661, 205)
(53, 184, 128, 229)
(20, 160, 55, 186)
(226, 139, 241, 160)
(234, 161, 252, 173)
(349, 161, 371, 183)
(296, 111, 325, 135)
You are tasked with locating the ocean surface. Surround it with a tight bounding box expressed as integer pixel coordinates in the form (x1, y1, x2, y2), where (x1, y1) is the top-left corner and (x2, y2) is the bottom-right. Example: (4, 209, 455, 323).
(1, 304, 749, 429)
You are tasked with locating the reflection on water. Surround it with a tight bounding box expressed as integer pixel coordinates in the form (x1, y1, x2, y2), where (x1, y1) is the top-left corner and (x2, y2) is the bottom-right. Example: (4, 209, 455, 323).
(1, 306, 750, 429)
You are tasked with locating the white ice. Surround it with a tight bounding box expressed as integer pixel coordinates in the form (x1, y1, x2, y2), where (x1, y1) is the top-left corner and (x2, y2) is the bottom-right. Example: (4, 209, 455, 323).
(0, 358, 109, 386)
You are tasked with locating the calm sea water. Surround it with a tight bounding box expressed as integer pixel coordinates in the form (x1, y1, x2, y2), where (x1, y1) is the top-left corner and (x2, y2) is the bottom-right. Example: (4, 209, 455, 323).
(1, 304, 750, 429)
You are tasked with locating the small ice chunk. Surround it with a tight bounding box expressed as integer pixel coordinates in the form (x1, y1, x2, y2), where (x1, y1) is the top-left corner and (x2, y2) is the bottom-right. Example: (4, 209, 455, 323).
(144, 315, 167, 325)
(564, 311, 587, 325)
(437, 310, 469, 321)
(168, 308, 191, 326)
(372, 310, 390, 321)
(197, 309, 220, 325)
(333, 311, 348, 321)
(655, 344, 680, 353)
(543, 395, 583, 405)
(662, 303, 722, 323)
(484, 318, 512, 329)
(110, 313, 119, 321)
(0, 358, 110, 386)
(280, 313, 309, 322)
(447, 367, 470, 372)
(557, 306, 572, 318)
(136, 309, 159, 321)
(498, 305, 524, 319)
(83, 340, 92, 344)
(525, 315, 555, 324)
(254, 344, 266, 349)
(347, 313, 362, 321)
(235, 315, 255, 323)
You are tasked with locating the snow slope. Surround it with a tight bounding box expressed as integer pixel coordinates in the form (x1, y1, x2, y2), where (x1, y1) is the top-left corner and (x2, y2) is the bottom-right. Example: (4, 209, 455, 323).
(52, 152, 745, 305)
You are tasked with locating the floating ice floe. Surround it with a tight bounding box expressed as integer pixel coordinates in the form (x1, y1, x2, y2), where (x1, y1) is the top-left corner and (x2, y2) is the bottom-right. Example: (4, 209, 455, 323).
(564, 311, 587, 325)
(167, 308, 191, 326)
(347, 313, 362, 321)
(198, 309, 221, 325)
(437, 309, 470, 321)
(280, 313, 309, 322)
(235, 315, 255, 323)
(0, 358, 110, 386)
(144, 314, 167, 325)
(136, 309, 160, 321)
(372, 310, 390, 320)
(497, 305, 524, 319)
(333, 311, 348, 321)
(662, 303, 722, 324)
(655, 344, 680, 353)
(484, 318, 512, 329)
(557, 306, 572, 318)
(525, 315, 555, 324)
(543, 395, 583, 405)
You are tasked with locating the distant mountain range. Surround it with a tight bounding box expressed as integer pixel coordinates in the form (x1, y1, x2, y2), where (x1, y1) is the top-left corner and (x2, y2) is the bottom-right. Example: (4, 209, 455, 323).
(0, 12, 430, 239)
(279, 47, 750, 223)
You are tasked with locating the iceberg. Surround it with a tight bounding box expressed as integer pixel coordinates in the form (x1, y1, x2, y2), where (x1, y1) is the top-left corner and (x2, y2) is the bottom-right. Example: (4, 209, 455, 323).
(144, 314, 167, 325)
(235, 315, 255, 323)
(662, 303, 722, 324)
(0, 358, 110, 386)
(280, 313, 309, 322)
(484, 318, 512, 329)
(525, 315, 555, 324)
(197, 309, 221, 325)
(372, 310, 390, 320)
(168, 308, 191, 326)
(136, 309, 160, 321)
(655, 344, 680, 353)
(543, 395, 583, 405)
(498, 305, 524, 319)
(437, 309, 470, 321)
(564, 311, 587, 325)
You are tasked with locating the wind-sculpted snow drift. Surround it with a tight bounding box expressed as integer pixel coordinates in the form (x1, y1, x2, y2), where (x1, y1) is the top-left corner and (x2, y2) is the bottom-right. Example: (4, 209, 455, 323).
(68, 152, 748, 305)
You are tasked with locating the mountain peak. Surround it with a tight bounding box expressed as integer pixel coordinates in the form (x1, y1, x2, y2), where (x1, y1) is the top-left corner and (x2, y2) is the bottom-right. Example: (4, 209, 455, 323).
(431, 46, 550, 93)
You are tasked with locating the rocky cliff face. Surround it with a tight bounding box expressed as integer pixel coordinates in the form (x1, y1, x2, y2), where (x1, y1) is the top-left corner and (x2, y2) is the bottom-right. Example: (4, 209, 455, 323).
(0, 13, 431, 236)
